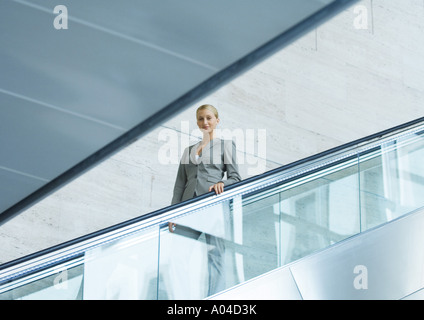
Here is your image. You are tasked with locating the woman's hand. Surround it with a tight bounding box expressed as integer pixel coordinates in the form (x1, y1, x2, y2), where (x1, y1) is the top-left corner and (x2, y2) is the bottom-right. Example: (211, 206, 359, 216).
(168, 222, 176, 233)
(209, 182, 224, 195)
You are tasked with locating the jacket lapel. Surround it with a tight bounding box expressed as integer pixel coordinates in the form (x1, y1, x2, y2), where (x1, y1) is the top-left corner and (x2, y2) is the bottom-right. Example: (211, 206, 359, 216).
(190, 138, 222, 165)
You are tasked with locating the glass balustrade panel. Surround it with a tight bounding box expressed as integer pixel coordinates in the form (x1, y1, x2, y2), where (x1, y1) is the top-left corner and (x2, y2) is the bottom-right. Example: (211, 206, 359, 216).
(359, 132, 424, 230)
(278, 159, 361, 266)
(158, 199, 237, 299)
(0, 261, 84, 300)
(82, 225, 160, 300)
(239, 192, 280, 283)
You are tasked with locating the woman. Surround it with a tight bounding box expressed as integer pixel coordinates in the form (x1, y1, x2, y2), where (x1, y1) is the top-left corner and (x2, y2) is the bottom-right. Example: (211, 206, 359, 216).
(168, 104, 241, 297)
(171, 104, 241, 205)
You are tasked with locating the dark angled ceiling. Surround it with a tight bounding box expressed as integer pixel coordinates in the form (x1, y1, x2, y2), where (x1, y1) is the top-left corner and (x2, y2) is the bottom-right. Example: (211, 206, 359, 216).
(0, 0, 357, 221)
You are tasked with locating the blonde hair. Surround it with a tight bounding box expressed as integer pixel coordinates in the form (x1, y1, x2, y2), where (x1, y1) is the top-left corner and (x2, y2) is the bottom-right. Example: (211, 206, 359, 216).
(196, 104, 219, 119)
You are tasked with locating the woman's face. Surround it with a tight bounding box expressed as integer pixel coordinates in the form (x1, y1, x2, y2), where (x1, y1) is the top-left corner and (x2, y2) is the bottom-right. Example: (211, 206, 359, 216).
(197, 109, 219, 133)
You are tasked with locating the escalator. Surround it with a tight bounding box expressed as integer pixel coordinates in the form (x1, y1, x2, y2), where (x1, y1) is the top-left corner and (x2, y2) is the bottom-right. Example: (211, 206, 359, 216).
(210, 205, 424, 300)
(1, 117, 424, 300)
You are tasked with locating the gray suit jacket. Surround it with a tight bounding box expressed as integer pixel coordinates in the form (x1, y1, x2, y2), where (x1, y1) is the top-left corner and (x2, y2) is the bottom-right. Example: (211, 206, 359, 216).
(171, 138, 242, 205)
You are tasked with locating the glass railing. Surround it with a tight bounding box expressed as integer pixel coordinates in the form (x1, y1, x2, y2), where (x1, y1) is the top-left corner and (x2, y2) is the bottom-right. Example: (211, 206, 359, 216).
(1, 119, 424, 300)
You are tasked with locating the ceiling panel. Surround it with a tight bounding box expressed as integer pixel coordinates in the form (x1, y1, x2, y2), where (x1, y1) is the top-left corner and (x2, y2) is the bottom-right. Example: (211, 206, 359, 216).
(0, 0, 350, 220)
(0, 1, 215, 130)
(0, 168, 47, 214)
(27, 0, 333, 69)
(0, 92, 123, 180)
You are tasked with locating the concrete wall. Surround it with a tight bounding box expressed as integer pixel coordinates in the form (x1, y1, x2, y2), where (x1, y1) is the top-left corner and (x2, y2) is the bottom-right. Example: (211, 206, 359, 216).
(1, 0, 424, 264)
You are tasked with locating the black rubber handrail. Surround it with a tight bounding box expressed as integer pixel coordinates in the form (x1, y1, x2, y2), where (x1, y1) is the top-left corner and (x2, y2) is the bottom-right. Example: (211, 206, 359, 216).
(1, 115, 423, 274)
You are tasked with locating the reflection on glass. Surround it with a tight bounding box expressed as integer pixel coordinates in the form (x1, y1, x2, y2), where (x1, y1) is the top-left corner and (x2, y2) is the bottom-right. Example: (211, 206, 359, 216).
(241, 192, 280, 281)
(359, 132, 424, 230)
(159, 200, 233, 299)
(0, 263, 83, 300)
(279, 160, 360, 265)
(83, 226, 159, 300)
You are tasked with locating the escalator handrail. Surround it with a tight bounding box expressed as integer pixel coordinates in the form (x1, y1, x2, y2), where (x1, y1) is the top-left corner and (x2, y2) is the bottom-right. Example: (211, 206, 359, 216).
(1, 116, 424, 284)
